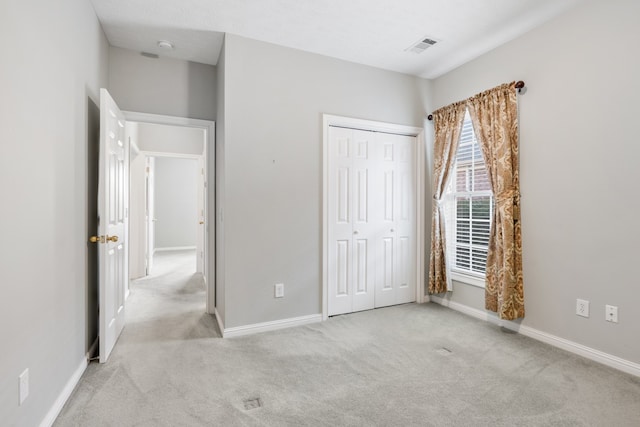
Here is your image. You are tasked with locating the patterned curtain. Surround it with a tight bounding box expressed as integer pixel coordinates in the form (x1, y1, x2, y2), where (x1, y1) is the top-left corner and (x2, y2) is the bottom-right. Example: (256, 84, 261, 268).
(467, 82, 525, 320)
(428, 101, 467, 294)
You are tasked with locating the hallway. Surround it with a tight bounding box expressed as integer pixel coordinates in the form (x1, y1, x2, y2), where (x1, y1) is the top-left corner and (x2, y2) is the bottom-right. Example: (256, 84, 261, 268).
(125, 249, 216, 342)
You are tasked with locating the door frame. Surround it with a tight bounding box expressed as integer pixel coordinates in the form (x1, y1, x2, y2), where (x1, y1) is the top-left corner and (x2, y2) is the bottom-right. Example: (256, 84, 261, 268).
(322, 114, 426, 320)
(123, 111, 215, 314)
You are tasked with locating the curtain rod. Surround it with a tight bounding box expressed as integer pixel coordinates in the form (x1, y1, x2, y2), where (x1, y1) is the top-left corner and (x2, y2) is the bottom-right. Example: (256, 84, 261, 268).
(427, 80, 525, 121)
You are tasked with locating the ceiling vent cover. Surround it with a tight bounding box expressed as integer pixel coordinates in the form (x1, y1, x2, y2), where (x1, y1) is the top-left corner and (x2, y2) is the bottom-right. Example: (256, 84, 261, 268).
(406, 36, 438, 54)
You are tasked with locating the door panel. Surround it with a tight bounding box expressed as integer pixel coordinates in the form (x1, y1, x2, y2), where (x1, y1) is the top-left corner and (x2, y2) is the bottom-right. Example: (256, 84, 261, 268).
(328, 127, 354, 315)
(98, 88, 128, 363)
(351, 130, 376, 312)
(393, 135, 416, 305)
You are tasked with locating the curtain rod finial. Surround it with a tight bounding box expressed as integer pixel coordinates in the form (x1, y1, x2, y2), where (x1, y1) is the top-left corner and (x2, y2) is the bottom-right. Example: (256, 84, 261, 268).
(515, 80, 525, 93)
(427, 114, 433, 121)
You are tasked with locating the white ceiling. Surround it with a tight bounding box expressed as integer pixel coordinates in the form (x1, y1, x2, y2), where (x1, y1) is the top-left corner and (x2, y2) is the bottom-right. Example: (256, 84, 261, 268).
(90, 0, 583, 79)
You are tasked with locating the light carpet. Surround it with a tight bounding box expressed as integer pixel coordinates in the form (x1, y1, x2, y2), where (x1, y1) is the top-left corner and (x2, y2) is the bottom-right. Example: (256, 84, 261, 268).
(54, 250, 640, 426)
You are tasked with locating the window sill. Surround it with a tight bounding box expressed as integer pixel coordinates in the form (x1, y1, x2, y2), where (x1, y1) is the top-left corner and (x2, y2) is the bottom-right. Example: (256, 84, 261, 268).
(450, 271, 485, 288)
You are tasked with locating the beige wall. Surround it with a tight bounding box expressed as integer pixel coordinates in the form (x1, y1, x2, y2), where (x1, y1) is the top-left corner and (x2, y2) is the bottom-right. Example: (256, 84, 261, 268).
(431, 0, 640, 364)
(0, 0, 109, 425)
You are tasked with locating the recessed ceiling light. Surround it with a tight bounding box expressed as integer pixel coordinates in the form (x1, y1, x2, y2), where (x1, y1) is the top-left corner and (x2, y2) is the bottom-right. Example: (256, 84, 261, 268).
(157, 40, 174, 50)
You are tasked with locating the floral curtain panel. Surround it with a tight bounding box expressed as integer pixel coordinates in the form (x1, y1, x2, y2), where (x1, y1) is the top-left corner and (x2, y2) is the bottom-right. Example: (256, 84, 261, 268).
(428, 101, 467, 294)
(467, 82, 525, 320)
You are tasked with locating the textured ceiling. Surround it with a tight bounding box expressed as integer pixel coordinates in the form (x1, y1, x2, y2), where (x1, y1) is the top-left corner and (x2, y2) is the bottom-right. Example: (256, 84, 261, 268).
(90, 0, 583, 79)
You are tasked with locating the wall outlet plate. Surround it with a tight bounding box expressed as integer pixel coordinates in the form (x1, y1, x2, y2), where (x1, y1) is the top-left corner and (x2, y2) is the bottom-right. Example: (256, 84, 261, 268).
(605, 305, 618, 323)
(576, 299, 589, 318)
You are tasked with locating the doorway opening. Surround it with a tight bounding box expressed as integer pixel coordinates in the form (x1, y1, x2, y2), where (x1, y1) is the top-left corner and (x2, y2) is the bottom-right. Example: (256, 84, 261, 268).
(126, 115, 214, 320)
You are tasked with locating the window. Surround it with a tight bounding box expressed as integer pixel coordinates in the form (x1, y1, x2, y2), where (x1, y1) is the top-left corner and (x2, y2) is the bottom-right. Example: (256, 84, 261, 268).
(443, 111, 493, 287)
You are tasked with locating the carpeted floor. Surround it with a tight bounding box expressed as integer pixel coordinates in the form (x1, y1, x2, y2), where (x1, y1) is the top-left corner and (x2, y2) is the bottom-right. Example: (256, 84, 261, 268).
(55, 250, 640, 426)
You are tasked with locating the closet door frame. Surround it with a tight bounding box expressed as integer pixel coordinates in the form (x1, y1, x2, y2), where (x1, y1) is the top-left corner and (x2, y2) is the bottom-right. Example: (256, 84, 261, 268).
(322, 114, 426, 320)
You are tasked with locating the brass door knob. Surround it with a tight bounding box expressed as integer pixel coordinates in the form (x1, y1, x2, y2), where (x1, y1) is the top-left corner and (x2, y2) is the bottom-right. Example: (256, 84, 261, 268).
(199, 221, 204, 225)
(89, 235, 104, 243)
(106, 235, 119, 243)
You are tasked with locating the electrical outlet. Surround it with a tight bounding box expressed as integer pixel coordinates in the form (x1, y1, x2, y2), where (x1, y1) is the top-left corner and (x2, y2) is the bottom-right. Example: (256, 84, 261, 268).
(605, 305, 618, 323)
(576, 299, 589, 318)
(19, 368, 29, 405)
(274, 283, 284, 298)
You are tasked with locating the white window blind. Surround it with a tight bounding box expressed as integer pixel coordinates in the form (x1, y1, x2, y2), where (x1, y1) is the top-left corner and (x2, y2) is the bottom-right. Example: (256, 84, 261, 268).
(444, 111, 493, 282)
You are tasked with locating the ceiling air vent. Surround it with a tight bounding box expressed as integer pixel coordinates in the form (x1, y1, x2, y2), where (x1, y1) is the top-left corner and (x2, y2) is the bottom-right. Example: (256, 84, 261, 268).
(140, 52, 159, 59)
(406, 36, 438, 54)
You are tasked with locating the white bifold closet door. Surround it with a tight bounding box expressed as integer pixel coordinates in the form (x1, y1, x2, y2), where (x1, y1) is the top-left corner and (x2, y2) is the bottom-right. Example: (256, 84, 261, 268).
(328, 126, 416, 316)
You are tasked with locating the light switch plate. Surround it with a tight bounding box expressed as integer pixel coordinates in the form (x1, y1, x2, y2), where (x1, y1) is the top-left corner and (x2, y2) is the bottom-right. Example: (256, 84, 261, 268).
(275, 283, 284, 298)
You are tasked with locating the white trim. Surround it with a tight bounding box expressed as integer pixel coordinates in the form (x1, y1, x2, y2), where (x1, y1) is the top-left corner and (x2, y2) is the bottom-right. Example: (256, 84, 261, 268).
(154, 246, 197, 252)
(123, 111, 214, 130)
(322, 114, 425, 320)
(450, 272, 485, 289)
(130, 139, 140, 155)
(222, 314, 322, 338)
(214, 308, 225, 336)
(416, 131, 426, 304)
(139, 150, 202, 159)
(429, 296, 640, 378)
(39, 357, 87, 427)
(323, 114, 423, 136)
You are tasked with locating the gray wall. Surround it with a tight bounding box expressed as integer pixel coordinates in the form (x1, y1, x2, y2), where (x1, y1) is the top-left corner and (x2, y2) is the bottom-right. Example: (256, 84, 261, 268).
(154, 157, 199, 249)
(431, 0, 640, 364)
(218, 34, 432, 328)
(0, 0, 109, 425)
(108, 46, 216, 121)
(215, 38, 227, 320)
(129, 132, 147, 280)
(137, 122, 205, 155)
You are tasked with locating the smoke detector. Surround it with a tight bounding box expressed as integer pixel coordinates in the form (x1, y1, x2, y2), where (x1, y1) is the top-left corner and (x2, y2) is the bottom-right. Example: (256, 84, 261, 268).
(406, 36, 439, 54)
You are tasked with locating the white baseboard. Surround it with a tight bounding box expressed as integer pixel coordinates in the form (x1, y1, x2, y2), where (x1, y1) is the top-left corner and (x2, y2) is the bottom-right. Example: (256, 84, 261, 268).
(429, 296, 640, 378)
(39, 357, 87, 427)
(154, 246, 196, 252)
(221, 314, 323, 338)
(214, 308, 225, 335)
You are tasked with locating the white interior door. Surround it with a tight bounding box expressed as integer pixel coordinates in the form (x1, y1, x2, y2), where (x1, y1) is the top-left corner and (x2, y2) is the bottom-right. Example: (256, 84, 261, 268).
(328, 126, 416, 316)
(98, 88, 128, 363)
